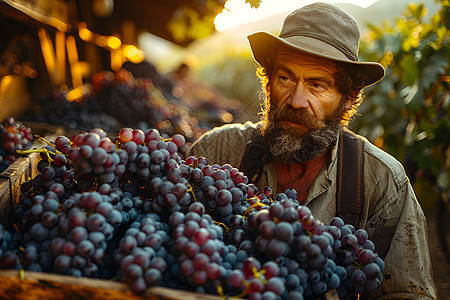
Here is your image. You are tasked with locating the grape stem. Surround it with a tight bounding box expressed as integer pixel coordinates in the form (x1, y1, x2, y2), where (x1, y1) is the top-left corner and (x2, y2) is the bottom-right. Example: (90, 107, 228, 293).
(35, 135, 55, 147)
(16, 148, 55, 165)
(213, 221, 230, 234)
(216, 282, 251, 300)
(13, 223, 20, 233)
(19, 269, 25, 280)
(252, 267, 267, 283)
(187, 184, 197, 202)
(353, 259, 364, 270)
(244, 197, 265, 216)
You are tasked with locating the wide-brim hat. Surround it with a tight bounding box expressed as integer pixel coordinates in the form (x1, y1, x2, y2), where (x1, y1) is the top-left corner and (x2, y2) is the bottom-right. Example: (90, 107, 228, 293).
(248, 2, 385, 87)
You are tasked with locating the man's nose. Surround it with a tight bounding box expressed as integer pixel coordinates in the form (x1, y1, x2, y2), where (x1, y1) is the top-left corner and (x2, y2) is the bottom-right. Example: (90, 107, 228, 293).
(286, 82, 309, 109)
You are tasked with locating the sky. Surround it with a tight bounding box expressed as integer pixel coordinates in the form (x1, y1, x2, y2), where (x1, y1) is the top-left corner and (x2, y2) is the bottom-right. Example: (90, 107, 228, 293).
(214, 0, 379, 31)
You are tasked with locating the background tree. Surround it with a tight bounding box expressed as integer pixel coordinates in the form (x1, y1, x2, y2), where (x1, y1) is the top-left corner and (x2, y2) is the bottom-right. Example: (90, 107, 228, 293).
(351, 0, 449, 210)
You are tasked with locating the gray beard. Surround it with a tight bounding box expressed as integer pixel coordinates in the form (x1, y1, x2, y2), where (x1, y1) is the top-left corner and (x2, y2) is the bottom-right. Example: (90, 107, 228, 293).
(261, 104, 344, 164)
(263, 122, 342, 163)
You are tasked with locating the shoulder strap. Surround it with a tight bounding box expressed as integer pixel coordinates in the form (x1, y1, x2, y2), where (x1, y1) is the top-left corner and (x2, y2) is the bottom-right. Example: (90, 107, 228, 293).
(241, 128, 365, 228)
(239, 130, 270, 185)
(336, 130, 365, 227)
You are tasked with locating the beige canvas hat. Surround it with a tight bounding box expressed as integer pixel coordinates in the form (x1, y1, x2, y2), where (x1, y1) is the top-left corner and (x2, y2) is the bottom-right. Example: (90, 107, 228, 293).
(248, 2, 385, 87)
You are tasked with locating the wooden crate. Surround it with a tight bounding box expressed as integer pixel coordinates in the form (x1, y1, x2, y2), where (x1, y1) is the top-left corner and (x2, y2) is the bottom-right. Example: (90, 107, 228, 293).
(0, 121, 77, 228)
(0, 152, 40, 227)
(0, 270, 225, 300)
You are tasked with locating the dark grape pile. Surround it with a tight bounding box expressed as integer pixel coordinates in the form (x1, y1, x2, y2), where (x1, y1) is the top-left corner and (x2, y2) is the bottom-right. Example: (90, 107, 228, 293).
(21, 69, 214, 144)
(0, 117, 34, 172)
(0, 126, 385, 299)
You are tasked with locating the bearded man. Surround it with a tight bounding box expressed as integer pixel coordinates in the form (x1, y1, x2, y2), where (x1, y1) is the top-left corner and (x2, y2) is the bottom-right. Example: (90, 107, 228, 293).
(187, 2, 437, 299)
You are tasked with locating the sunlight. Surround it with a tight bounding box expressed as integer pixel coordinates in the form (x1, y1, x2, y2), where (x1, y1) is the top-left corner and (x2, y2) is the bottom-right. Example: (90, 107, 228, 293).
(214, 0, 379, 31)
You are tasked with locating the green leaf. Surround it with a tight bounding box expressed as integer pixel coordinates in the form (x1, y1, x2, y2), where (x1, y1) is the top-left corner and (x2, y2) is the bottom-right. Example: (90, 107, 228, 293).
(400, 55, 420, 86)
(421, 53, 449, 89)
(407, 3, 426, 21)
(404, 80, 425, 113)
(432, 119, 450, 145)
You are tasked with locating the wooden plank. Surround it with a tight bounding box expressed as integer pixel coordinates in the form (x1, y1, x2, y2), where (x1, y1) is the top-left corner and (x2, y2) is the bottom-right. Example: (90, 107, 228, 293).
(0, 270, 226, 300)
(0, 122, 70, 228)
(0, 152, 40, 227)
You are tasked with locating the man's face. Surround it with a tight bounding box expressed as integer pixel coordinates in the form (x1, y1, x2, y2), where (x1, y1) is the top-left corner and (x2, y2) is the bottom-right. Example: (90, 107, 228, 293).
(262, 48, 349, 163)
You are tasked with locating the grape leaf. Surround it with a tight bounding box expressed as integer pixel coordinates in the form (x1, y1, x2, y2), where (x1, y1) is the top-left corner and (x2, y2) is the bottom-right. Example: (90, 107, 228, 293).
(421, 53, 448, 89)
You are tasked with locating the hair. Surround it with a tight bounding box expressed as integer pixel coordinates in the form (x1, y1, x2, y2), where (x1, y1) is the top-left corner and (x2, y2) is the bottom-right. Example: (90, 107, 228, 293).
(256, 56, 366, 127)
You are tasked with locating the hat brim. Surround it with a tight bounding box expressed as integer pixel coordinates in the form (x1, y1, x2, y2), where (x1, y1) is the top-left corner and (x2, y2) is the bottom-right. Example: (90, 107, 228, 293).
(248, 31, 385, 87)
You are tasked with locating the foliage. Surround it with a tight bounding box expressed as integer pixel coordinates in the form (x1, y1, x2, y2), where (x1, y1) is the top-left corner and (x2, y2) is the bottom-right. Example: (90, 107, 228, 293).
(194, 49, 263, 123)
(168, 0, 262, 44)
(350, 0, 449, 209)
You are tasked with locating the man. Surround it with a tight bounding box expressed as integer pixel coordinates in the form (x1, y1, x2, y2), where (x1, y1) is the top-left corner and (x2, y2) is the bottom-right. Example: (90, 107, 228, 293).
(187, 2, 437, 299)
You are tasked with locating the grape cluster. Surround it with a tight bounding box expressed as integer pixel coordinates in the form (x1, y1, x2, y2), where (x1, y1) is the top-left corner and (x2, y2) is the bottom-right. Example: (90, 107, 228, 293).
(227, 257, 288, 299)
(114, 213, 171, 294)
(0, 126, 385, 300)
(0, 224, 12, 257)
(225, 199, 344, 299)
(327, 217, 385, 297)
(0, 117, 33, 172)
(169, 203, 226, 290)
(68, 129, 123, 191)
(0, 223, 17, 270)
(182, 156, 250, 223)
(117, 127, 183, 184)
(8, 185, 130, 277)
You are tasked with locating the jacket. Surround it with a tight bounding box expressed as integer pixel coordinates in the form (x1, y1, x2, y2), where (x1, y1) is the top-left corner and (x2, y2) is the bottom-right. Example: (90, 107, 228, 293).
(187, 121, 437, 299)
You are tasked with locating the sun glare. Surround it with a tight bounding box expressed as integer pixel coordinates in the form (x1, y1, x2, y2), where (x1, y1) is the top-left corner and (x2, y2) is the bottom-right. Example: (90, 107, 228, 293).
(214, 0, 379, 31)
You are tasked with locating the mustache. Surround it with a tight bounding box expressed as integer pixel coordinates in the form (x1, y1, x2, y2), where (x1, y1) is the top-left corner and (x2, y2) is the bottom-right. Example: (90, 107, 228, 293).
(268, 105, 325, 130)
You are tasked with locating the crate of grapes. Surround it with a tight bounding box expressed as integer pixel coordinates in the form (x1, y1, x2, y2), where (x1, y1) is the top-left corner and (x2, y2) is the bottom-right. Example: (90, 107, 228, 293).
(0, 126, 383, 300)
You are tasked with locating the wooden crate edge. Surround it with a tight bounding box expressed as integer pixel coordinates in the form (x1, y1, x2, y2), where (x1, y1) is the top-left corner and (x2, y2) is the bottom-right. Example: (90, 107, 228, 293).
(0, 269, 229, 300)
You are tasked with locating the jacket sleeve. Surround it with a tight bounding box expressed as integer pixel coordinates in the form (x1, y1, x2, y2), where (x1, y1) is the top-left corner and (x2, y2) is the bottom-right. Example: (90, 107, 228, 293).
(186, 122, 258, 169)
(365, 180, 437, 299)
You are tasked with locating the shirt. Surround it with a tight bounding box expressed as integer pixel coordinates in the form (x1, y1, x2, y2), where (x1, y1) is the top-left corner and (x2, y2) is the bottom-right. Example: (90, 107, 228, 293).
(276, 151, 329, 204)
(187, 121, 437, 300)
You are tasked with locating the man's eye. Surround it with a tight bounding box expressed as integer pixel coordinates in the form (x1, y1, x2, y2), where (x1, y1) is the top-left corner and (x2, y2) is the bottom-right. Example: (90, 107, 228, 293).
(279, 75, 291, 83)
(311, 82, 325, 89)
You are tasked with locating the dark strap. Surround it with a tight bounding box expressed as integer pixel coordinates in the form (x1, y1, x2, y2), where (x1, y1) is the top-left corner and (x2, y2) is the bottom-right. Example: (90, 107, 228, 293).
(240, 129, 365, 228)
(336, 130, 364, 227)
(239, 130, 270, 185)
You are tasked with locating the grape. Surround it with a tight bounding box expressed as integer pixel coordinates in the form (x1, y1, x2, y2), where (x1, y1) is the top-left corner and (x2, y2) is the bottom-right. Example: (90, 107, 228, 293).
(132, 129, 145, 145)
(119, 128, 133, 143)
(374, 256, 385, 272)
(287, 291, 304, 300)
(144, 268, 162, 286)
(77, 240, 95, 258)
(229, 269, 245, 287)
(351, 269, 367, 286)
(171, 134, 185, 148)
(275, 222, 294, 242)
(358, 249, 377, 264)
(30, 223, 49, 242)
(363, 262, 381, 280)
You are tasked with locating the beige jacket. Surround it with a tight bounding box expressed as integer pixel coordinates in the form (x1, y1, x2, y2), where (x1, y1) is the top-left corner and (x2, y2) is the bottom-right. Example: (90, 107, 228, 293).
(187, 121, 437, 299)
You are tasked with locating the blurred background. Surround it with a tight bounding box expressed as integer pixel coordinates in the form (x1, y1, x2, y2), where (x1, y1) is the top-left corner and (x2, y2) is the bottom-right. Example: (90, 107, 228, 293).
(0, 0, 448, 297)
